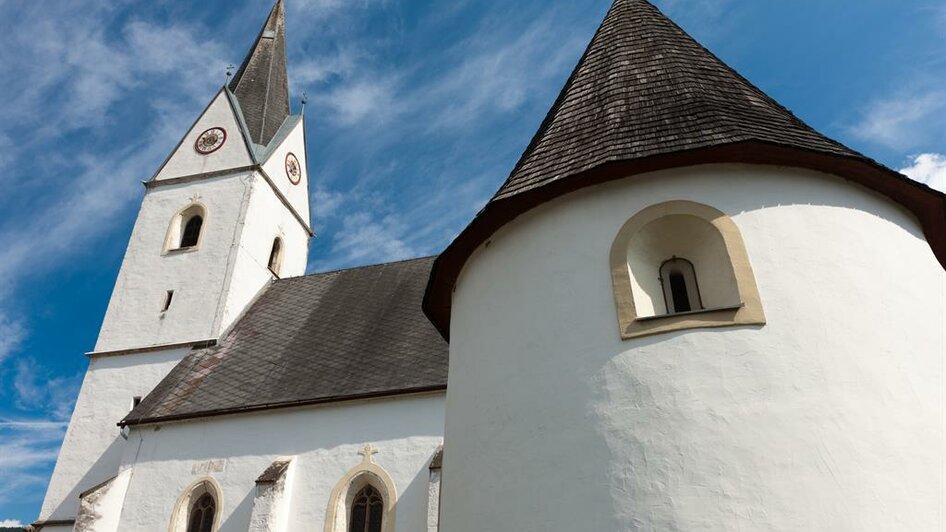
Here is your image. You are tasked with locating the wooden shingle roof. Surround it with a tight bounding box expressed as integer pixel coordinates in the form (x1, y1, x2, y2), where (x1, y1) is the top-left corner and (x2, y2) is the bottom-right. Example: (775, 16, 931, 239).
(423, 0, 946, 338)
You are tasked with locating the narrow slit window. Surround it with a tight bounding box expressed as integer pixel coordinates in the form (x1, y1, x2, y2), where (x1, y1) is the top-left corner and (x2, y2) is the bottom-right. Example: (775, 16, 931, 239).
(180, 215, 203, 248)
(268, 237, 282, 276)
(349, 485, 383, 532)
(660, 257, 703, 314)
(162, 290, 174, 312)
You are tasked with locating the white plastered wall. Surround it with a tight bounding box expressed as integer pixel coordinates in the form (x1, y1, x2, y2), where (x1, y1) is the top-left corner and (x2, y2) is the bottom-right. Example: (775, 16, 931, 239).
(217, 171, 309, 334)
(440, 164, 946, 531)
(154, 90, 253, 181)
(39, 347, 193, 523)
(113, 394, 444, 532)
(259, 119, 310, 223)
(95, 174, 255, 353)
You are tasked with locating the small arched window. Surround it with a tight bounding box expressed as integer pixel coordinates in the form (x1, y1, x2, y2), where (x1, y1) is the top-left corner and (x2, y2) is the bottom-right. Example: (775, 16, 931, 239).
(659, 257, 702, 314)
(268, 237, 283, 276)
(180, 215, 203, 248)
(187, 493, 216, 532)
(165, 204, 206, 253)
(349, 485, 383, 532)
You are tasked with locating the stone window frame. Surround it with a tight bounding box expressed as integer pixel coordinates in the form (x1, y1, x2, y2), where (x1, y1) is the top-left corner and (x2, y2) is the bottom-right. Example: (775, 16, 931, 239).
(168, 477, 223, 532)
(609, 200, 765, 339)
(163, 202, 208, 255)
(324, 445, 397, 532)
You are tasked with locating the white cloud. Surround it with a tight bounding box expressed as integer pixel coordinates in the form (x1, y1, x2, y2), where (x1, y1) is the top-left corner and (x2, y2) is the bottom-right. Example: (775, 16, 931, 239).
(851, 89, 946, 150)
(0, 313, 24, 364)
(321, 211, 417, 269)
(319, 79, 398, 125)
(0, 519, 24, 527)
(900, 153, 946, 193)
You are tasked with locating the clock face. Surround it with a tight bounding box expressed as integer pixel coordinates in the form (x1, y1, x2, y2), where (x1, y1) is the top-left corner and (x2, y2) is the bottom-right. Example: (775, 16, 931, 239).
(194, 127, 227, 154)
(285, 153, 302, 185)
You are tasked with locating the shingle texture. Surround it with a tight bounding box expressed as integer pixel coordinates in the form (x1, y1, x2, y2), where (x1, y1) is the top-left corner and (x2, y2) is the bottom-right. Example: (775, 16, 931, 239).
(123, 257, 448, 425)
(229, 0, 290, 147)
(493, 0, 860, 202)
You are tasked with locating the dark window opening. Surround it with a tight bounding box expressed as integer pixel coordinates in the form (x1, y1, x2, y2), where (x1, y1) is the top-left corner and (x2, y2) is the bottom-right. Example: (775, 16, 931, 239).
(349, 485, 383, 532)
(186, 493, 215, 532)
(660, 257, 703, 314)
(180, 215, 203, 248)
(162, 290, 174, 312)
(668, 272, 691, 312)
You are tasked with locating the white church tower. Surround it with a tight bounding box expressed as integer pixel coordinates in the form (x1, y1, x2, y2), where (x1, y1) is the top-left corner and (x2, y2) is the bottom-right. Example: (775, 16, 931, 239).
(36, 2, 311, 528)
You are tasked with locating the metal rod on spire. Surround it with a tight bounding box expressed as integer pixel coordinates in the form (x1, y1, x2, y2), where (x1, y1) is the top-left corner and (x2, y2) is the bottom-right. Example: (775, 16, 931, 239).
(225, 64, 235, 81)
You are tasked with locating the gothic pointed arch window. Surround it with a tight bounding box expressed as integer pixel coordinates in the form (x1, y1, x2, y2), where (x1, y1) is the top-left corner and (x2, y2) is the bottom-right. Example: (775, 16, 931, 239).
(349, 485, 383, 532)
(268, 237, 283, 276)
(324, 445, 397, 532)
(187, 493, 216, 532)
(170, 479, 221, 532)
(164, 203, 207, 253)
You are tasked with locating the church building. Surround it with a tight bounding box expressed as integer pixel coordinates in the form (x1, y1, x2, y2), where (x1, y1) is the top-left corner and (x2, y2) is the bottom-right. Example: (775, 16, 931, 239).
(34, 0, 946, 531)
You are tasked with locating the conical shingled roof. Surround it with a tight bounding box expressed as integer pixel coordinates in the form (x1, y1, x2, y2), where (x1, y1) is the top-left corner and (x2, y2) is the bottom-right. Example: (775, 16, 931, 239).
(496, 0, 855, 201)
(229, 0, 290, 147)
(423, 0, 946, 338)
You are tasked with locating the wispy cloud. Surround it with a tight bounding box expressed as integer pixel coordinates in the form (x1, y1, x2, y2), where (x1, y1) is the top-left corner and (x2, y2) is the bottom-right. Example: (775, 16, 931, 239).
(0, 313, 24, 365)
(0, 519, 24, 527)
(850, 89, 946, 151)
(900, 153, 946, 193)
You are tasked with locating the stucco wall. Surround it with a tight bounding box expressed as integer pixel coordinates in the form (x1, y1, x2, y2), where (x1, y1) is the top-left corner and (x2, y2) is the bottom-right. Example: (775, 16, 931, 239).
(218, 172, 309, 334)
(260, 118, 310, 224)
(115, 394, 445, 532)
(39, 347, 192, 522)
(440, 164, 945, 531)
(95, 174, 255, 352)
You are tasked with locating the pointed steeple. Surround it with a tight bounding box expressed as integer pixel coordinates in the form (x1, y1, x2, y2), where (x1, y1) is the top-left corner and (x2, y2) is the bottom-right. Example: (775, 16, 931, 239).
(423, 0, 946, 338)
(229, 0, 290, 147)
(495, 0, 857, 201)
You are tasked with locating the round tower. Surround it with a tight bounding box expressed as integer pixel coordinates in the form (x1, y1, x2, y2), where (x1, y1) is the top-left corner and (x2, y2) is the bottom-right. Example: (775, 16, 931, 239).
(424, 1, 946, 530)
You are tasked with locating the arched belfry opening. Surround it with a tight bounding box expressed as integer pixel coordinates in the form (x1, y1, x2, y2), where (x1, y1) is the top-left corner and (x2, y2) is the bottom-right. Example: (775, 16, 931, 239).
(164, 204, 207, 253)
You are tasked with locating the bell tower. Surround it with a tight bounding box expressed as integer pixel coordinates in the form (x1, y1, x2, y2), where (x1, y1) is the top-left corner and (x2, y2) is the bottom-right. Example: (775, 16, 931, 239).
(37, 1, 311, 526)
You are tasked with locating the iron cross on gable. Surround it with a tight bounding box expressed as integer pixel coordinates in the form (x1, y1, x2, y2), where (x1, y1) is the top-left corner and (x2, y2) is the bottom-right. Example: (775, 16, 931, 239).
(358, 443, 379, 463)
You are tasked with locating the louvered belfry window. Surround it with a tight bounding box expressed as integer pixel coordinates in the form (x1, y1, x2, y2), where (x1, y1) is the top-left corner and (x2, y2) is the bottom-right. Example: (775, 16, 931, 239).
(349, 485, 383, 532)
(186, 493, 215, 532)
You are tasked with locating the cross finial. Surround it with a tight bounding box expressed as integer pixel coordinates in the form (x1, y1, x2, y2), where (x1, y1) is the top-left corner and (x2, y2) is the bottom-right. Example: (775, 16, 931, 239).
(301, 91, 308, 109)
(358, 443, 379, 463)
(226, 64, 235, 80)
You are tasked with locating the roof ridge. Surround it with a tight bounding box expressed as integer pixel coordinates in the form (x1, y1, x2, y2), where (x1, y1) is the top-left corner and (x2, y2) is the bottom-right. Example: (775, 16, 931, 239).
(287, 255, 439, 281)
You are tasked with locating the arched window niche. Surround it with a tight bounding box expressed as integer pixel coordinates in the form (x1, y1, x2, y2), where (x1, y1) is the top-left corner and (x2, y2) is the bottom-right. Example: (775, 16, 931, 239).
(169, 478, 222, 532)
(164, 203, 207, 254)
(324, 445, 397, 532)
(609, 200, 765, 339)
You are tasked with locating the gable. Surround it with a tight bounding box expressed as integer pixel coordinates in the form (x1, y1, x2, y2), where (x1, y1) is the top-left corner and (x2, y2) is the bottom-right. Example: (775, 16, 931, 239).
(153, 89, 255, 181)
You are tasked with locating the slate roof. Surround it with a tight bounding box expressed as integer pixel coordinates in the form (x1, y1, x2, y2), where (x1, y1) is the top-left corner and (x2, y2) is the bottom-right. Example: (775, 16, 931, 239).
(229, 0, 291, 147)
(423, 0, 946, 338)
(122, 257, 448, 426)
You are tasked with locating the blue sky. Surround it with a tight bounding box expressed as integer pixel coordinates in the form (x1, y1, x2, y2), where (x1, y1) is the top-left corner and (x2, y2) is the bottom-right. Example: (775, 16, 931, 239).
(0, 0, 944, 525)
